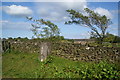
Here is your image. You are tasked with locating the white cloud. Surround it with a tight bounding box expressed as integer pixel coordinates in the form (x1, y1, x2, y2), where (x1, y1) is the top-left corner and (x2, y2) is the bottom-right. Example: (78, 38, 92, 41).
(1, 20, 33, 38)
(35, 0, 87, 22)
(35, 1, 113, 22)
(2, 0, 120, 2)
(0, 6, 2, 10)
(94, 7, 113, 19)
(1, 20, 31, 30)
(108, 23, 118, 31)
(2, 5, 32, 17)
(0, 20, 8, 23)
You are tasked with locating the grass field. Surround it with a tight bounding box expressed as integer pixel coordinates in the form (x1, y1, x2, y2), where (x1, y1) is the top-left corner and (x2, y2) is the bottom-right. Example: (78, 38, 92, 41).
(2, 50, 120, 79)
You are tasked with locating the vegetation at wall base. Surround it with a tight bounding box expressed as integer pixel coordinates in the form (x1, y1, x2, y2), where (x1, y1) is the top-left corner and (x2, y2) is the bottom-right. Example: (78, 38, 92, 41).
(2, 50, 120, 79)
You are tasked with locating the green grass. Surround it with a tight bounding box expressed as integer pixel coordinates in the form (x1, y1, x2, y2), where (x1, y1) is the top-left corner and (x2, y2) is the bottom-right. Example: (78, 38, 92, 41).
(2, 50, 120, 79)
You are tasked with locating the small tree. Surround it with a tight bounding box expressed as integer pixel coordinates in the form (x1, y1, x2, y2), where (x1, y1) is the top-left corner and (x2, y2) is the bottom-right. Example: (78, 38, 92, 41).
(65, 8, 112, 44)
(27, 17, 60, 38)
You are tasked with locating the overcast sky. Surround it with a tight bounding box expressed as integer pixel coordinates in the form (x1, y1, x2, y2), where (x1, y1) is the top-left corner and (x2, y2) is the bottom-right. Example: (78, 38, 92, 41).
(1, 0, 119, 39)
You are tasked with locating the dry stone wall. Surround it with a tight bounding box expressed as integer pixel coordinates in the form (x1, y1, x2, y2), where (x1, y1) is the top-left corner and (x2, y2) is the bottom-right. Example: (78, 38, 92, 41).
(10, 40, 41, 54)
(3, 40, 120, 63)
(52, 43, 120, 63)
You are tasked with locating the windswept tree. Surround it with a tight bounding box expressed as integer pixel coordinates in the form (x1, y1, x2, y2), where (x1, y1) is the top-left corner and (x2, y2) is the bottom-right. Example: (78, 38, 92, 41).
(26, 17, 60, 38)
(65, 8, 112, 44)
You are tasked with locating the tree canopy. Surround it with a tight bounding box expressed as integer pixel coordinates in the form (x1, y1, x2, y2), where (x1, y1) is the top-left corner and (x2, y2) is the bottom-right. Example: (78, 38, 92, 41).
(65, 8, 112, 43)
(26, 17, 60, 38)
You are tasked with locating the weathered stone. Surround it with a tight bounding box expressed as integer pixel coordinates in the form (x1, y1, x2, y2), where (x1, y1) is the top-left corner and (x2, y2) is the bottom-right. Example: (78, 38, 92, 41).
(40, 42, 51, 62)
